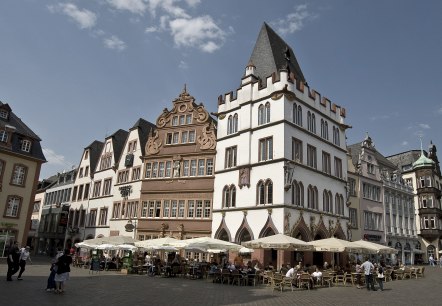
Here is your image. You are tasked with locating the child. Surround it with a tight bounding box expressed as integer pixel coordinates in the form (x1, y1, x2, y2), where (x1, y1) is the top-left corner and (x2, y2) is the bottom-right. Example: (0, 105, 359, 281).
(46, 262, 57, 292)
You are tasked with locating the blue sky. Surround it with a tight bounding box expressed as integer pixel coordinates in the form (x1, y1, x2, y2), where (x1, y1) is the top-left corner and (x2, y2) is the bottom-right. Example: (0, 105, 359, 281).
(1, 0, 441, 180)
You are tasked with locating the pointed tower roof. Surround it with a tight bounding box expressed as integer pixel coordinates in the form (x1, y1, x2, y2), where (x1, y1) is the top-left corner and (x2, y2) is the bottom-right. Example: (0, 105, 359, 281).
(412, 140, 435, 170)
(248, 22, 306, 83)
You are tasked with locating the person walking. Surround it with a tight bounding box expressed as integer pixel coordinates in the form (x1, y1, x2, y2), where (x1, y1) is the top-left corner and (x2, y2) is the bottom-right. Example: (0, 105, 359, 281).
(429, 255, 435, 267)
(361, 258, 376, 291)
(376, 262, 385, 291)
(54, 249, 72, 294)
(17, 246, 32, 280)
(6, 241, 20, 281)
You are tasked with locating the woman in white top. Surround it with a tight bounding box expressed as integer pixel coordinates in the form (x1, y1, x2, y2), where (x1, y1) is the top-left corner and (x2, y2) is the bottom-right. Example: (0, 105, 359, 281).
(17, 246, 32, 280)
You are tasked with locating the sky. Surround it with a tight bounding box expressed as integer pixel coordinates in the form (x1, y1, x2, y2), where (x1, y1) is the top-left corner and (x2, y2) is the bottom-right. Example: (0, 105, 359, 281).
(1, 0, 442, 180)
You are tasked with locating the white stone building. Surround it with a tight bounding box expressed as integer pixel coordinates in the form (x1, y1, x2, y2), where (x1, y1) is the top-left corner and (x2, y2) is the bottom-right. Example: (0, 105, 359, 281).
(211, 23, 349, 267)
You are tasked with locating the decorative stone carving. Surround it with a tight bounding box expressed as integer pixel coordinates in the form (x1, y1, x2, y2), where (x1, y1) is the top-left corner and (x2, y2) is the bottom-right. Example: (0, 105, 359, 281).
(284, 212, 291, 235)
(197, 123, 216, 150)
(238, 167, 250, 188)
(146, 130, 162, 155)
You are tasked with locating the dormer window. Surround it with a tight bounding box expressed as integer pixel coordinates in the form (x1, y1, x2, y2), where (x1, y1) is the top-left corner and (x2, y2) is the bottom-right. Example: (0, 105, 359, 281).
(21, 139, 32, 152)
(0, 130, 7, 142)
(0, 109, 8, 119)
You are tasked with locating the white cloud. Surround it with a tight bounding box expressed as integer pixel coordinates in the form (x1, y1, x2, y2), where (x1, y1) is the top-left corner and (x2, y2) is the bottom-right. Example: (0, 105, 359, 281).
(42, 148, 70, 167)
(438, 106, 442, 114)
(418, 123, 430, 129)
(145, 26, 158, 33)
(169, 16, 226, 53)
(271, 4, 314, 35)
(185, 0, 201, 7)
(178, 60, 189, 69)
(106, 0, 148, 15)
(48, 3, 97, 29)
(103, 35, 127, 51)
(401, 141, 408, 146)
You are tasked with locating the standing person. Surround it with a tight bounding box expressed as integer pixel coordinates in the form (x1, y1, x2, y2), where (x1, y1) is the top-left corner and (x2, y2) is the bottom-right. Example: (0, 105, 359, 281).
(429, 255, 435, 266)
(6, 241, 20, 281)
(377, 262, 385, 291)
(54, 249, 72, 294)
(361, 258, 376, 291)
(355, 260, 363, 289)
(17, 246, 32, 280)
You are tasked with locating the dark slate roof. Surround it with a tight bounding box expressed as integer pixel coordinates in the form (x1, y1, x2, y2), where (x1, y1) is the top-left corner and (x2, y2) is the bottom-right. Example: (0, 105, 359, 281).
(85, 140, 104, 176)
(348, 142, 397, 170)
(248, 22, 306, 83)
(108, 129, 129, 165)
(0, 101, 46, 162)
(130, 118, 156, 156)
(387, 150, 424, 172)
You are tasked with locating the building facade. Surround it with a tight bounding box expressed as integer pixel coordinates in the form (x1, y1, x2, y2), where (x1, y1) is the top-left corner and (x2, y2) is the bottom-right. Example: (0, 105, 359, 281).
(211, 23, 349, 268)
(0, 102, 46, 256)
(139, 88, 216, 248)
(388, 142, 442, 263)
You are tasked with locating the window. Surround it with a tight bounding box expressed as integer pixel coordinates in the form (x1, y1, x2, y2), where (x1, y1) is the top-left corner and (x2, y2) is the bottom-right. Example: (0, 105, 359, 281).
(188, 200, 195, 218)
(333, 126, 340, 146)
(198, 159, 205, 176)
(349, 208, 358, 228)
(307, 185, 318, 209)
(307, 145, 317, 169)
(103, 178, 112, 196)
(227, 114, 239, 135)
(132, 167, 141, 181)
(190, 160, 197, 176)
(320, 119, 329, 140)
(99, 208, 108, 226)
(179, 115, 185, 125)
(5, 196, 21, 217)
(181, 131, 188, 143)
(172, 116, 178, 126)
(171, 200, 177, 217)
(258, 103, 270, 125)
(84, 150, 89, 160)
(145, 163, 152, 178)
(0, 159, 5, 190)
(92, 181, 101, 198)
(141, 202, 148, 218)
(362, 183, 381, 201)
(152, 162, 158, 178)
(0, 130, 8, 142)
(166, 133, 173, 144)
(292, 138, 303, 163)
(364, 211, 383, 231)
(348, 178, 356, 196)
(178, 200, 185, 217)
(20, 139, 32, 152)
(206, 159, 214, 175)
(323, 190, 333, 213)
(183, 160, 190, 176)
(259, 137, 273, 161)
(293, 104, 302, 126)
(127, 140, 137, 153)
(367, 163, 375, 174)
(155, 201, 161, 217)
(223, 185, 236, 208)
(77, 185, 84, 201)
(322, 152, 331, 175)
(291, 180, 304, 206)
(84, 166, 89, 177)
(165, 162, 172, 177)
(0, 109, 8, 119)
(173, 132, 179, 144)
(419, 176, 432, 188)
(334, 157, 343, 178)
(257, 180, 273, 204)
(78, 168, 84, 178)
(307, 111, 316, 133)
(186, 114, 192, 124)
(204, 200, 211, 218)
(196, 200, 203, 218)
(11, 164, 27, 186)
(89, 209, 97, 226)
(335, 194, 344, 215)
(118, 170, 129, 183)
(189, 131, 196, 142)
(163, 200, 170, 217)
(148, 201, 155, 217)
(158, 162, 165, 178)
(225, 146, 237, 168)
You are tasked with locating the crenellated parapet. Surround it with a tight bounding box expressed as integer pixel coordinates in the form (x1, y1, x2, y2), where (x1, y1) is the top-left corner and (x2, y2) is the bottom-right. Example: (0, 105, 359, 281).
(217, 69, 346, 123)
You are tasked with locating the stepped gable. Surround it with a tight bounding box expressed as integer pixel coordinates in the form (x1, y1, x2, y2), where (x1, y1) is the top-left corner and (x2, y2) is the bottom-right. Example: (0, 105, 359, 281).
(248, 22, 306, 84)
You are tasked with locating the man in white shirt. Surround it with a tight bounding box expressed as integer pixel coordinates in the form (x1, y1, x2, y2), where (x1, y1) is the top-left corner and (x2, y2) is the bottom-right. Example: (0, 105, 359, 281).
(285, 267, 297, 278)
(17, 246, 32, 280)
(361, 258, 376, 291)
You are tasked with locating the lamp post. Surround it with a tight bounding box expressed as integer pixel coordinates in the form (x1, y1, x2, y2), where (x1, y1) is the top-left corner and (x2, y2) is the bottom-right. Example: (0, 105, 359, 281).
(62, 203, 71, 250)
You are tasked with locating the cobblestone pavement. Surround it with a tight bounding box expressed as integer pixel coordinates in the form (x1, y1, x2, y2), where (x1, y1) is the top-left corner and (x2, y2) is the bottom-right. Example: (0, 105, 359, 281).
(1, 257, 442, 306)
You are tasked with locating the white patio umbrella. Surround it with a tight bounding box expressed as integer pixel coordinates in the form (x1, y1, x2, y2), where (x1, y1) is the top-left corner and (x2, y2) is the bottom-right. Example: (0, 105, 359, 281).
(134, 237, 185, 249)
(75, 241, 98, 249)
(351, 240, 398, 255)
(308, 237, 369, 253)
(238, 247, 254, 254)
(242, 233, 313, 251)
(83, 235, 139, 246)
(116, 244, 138, 251)
(96, 244, 118, 250)
(180, 236, 242, 251)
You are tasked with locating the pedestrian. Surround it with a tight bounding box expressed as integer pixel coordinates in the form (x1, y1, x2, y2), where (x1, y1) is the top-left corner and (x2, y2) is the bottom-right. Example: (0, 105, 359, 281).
(17, 246, 32, 280)
(6, 241, 20, 281)
(429, 255, 435, 266)
(46, 260, 57, 292)
(361, 257, 376, 291)
(355, 260, 363, 289)
(54, 249, 72, 294)
(377, 262, 385, 291)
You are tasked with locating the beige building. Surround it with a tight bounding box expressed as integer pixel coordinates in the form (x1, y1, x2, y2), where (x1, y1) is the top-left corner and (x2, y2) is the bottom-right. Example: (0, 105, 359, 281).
(0, 102, 46, 255)
(139, 87, 216, 250)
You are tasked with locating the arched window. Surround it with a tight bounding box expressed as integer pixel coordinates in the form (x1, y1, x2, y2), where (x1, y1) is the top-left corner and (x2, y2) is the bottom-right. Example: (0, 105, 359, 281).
(227, 115, 233, 135)
(223, 186, 230, 208)
(335, 193, 344, 215)
(257, 179, 273, 205)
(308, 185, 315, 209)
(292, 180, 304, 206)
(233, 113, 238, 133)
(311, 113, 316, 133)
(333, 126, 340, 146)
(258, 104, 264, 125)
(321, 119, 329, 140)
(265, 102, 271, 124)
(230, 185, 236, 207)
(307, 111, 316, 133)
(323, 190, 329, 212)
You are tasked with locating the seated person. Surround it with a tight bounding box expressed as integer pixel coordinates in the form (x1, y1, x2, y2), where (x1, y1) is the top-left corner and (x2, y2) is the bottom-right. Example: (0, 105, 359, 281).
(280, 264, 290, 275)
(228, 262, 237, 272)
(265, 262, 274, 271)
(311, 267, 322, 284)
(285, 266, 297, 278)
(323, 261, 329, 270)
